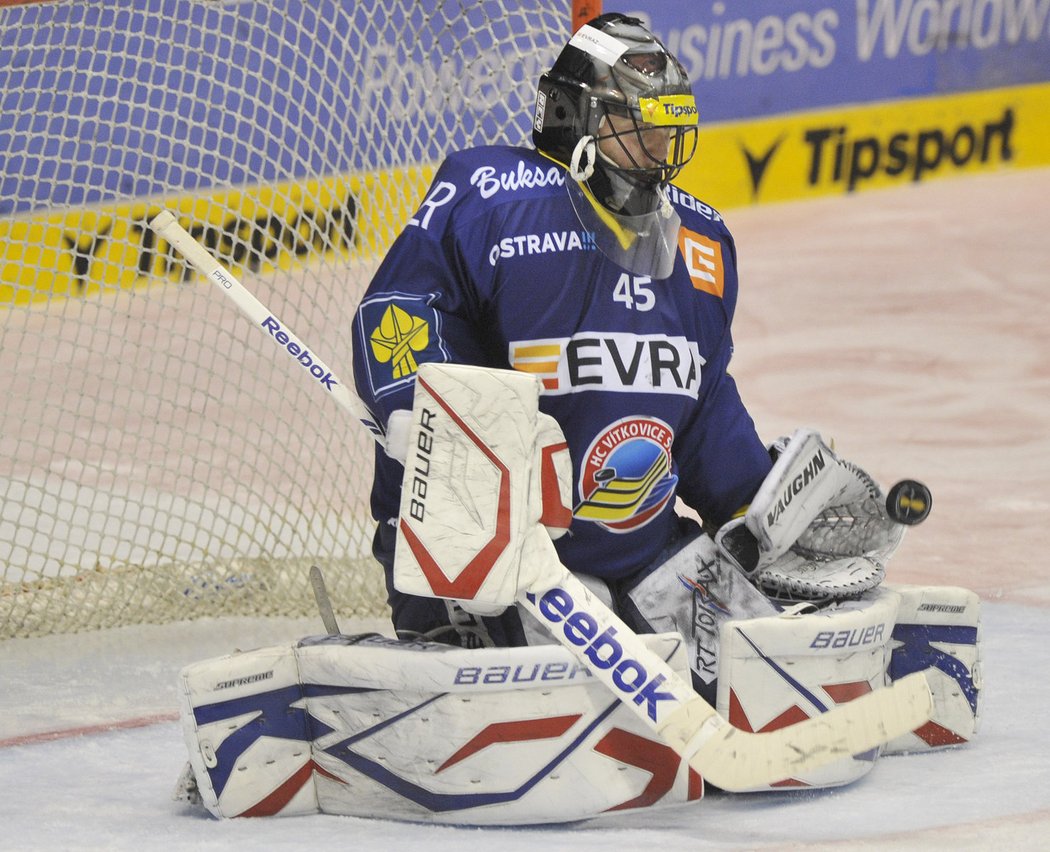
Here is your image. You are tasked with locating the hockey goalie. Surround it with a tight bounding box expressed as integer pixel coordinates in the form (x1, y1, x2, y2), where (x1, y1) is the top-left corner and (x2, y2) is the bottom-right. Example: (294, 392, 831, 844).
(175, 363, 981, 824)
(174, 14, 981, 825)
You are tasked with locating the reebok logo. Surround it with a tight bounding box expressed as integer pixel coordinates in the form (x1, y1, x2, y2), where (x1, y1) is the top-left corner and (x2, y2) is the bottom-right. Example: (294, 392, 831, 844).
(261, 316, 337, 391)
(527, 586, 677, 722)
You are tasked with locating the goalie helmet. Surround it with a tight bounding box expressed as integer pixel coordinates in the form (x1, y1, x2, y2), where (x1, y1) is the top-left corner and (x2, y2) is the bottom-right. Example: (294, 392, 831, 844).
(533, 13, 698, 197)
(533, 14, 699, 278)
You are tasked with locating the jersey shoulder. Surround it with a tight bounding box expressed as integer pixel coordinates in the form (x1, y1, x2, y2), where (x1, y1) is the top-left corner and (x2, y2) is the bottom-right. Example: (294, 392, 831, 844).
(666, 183, 733, 241)
(410, 145, 568, 238)
(436, 145, 569, 206)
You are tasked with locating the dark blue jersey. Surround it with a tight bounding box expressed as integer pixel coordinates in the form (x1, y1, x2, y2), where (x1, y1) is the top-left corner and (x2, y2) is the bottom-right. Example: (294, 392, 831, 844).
(353, 145, 772, 581)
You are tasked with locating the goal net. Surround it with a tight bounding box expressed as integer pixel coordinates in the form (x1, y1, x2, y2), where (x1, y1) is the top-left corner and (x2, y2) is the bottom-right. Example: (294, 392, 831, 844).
(0, 0, 575, 638)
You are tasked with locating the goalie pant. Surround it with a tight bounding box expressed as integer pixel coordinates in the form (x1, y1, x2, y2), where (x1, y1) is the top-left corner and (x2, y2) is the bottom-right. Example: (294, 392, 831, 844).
(175, 583, 981, 822)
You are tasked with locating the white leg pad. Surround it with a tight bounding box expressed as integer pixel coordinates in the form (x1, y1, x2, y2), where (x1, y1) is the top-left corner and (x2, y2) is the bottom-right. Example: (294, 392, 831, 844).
(177, 633, 704, 824)
(177, 644, 318, 819)
(715, 588, 901, 790)
(882, 583, 982, 753)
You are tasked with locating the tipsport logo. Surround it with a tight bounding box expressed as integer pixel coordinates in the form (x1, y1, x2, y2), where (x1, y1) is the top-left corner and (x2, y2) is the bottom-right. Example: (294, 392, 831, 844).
(574, 416, 678, 532)
(639, 95, 699, 127)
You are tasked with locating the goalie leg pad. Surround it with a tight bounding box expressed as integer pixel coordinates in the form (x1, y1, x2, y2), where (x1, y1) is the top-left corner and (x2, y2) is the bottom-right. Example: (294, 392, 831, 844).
(177, 644, 318, 819)
(714, 587, 901, 791)
(882, 583, 982, 753)
(178, 633, 703, 824)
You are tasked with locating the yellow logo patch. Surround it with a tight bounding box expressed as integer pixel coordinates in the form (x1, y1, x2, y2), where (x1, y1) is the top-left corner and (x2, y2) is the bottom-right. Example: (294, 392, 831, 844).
(638, 95, 699, 127)
(370, 304, 430, 379)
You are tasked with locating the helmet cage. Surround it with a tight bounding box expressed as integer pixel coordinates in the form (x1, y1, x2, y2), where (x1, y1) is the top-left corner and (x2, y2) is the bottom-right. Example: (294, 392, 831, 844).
(591, 100, 698, 185)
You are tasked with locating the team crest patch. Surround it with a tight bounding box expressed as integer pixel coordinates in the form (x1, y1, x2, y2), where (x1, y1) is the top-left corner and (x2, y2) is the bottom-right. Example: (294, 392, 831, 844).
(574, 417, 678, 532)
(356, 293, 448, 399)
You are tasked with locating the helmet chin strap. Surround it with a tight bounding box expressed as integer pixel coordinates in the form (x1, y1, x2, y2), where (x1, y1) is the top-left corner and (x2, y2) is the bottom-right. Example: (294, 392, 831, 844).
(569, 135, 596, 181)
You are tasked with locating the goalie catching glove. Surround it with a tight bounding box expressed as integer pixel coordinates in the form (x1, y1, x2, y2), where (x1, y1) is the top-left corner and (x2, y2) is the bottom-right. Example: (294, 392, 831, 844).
(715, 428, 905, 601)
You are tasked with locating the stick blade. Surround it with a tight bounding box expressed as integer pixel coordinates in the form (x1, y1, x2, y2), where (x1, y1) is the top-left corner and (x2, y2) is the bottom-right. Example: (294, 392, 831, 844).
(691, 671, 933, 792)
(309, 565, 340, 635)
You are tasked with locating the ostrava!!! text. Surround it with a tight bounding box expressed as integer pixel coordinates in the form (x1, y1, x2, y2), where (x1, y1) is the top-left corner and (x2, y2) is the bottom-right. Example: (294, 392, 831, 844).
(528, 586, 676, 722)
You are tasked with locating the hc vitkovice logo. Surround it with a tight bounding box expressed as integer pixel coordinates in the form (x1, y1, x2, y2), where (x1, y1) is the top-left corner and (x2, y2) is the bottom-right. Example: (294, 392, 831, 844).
(574, 417, 678, 532)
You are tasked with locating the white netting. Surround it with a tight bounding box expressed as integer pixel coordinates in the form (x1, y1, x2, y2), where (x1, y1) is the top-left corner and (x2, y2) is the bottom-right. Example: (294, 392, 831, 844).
(0, 0, 571, 637)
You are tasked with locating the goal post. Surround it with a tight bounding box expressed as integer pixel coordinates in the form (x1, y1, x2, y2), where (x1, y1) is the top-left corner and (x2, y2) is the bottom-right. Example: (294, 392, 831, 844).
(0, 0, 597, 638)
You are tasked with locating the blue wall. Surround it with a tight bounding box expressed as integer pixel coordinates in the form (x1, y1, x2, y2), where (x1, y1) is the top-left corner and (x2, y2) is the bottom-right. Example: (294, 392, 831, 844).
(628, 0, 1050, 123)
(0, 0, 556, 215)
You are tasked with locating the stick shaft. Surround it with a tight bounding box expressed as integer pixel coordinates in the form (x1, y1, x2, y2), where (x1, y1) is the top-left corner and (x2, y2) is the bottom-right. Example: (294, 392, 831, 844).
(149, 210, 377, 434)
(521, 558, 931, 791)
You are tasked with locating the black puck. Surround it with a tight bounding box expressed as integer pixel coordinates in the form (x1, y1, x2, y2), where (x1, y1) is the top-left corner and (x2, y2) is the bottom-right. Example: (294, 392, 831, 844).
(886, 479, 932, 525)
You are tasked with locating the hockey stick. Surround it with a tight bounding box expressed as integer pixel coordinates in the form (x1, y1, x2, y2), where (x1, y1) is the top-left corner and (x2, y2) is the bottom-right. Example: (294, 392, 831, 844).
(309, 565, 341, 635)
(149, 211, 933, 792)
(149, 210, 380, 438)
(519, 566, 930, 790)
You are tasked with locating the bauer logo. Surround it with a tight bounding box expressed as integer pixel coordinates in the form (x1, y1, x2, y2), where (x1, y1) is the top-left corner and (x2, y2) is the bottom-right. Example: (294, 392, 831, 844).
(453, 660, 591, 686)
(261, 317, 337, 391)
(810, 623, 886, 650)
(526, 585, 677, 722)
